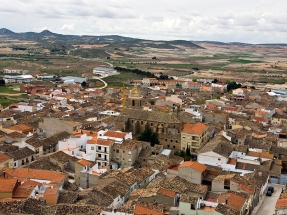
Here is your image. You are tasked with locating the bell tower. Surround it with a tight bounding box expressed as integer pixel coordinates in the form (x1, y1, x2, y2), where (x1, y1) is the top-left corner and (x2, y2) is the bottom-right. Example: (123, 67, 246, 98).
(126, 85, 143, 109)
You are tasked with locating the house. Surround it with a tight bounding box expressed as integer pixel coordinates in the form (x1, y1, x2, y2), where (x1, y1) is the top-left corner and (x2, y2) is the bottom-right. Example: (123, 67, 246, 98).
(12, 179, 42, 200)
(0, 167, 67, 189)
(6, 124, 33, 135)
(6, 147, 35, 168)
(74, 158, 108, 188)
(181, 122, 209, 154)
(197, 136, 233, 168)
(134, 201, 164, 215)
(129, 188, 176, 207)
(272, 113, 287, 125)
(147, 176, 208, 199)
(182, 82, 201, 90)
(39, 117, 81, 136)
(165, 95, 182, 105)
(44, 188, 59, 205)
(111, 140, 146, 168)
(0, 110, 15, 123)
(142, 78, 158, 86)
(26, 131, 70, 155)
(178, 195, 203, 215)
(178, 161, 207, 184)
(232, 88, 249, 101)
(0, 178, 20, 199)
(0, 153, 13, 168)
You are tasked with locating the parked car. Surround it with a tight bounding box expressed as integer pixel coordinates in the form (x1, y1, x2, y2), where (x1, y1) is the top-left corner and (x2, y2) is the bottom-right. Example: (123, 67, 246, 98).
(268, 186, 274, 193)
(266, 190, 272, 196)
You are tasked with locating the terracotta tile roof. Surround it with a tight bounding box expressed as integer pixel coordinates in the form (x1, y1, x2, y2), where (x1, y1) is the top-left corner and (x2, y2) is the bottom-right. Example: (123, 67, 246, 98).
(1, 167, 66, 184)
(238, 183, 255, 194)
(6, 131, 26, 138)
(252, 116, 268, 123)
(7, 124, 32, 131)
(220, 192, 247, 211)
(13, 186, 34, 198)
(21, 179, 42, 188)
(247, 151, 274, 159)
(0, 178, 17, 192)
(255, 110, 266, 115)
(183, 122, 207, 134)
(95, 139, 114, 146)
(44, 188, 59, 195)
(276, 198, 287, 209)
(225, 106, 240, 112)
(227, 158, 237, 165)
(77, 158, 91, 166)
(179, 161, 207, 172)
(104, 131, 126, 139)
(134, 202, 164, 215)
(0, 152, 11, 163)
(157, 188, 176, 198)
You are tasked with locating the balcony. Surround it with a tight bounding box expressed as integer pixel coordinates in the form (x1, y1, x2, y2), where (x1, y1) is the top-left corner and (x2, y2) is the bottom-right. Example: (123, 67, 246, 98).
(96, 156, 109, 161)
(96, 149, 109, 154)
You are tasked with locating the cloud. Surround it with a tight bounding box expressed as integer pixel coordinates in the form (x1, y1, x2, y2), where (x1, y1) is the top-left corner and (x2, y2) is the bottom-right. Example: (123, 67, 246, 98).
(61, 24, 74, 31)
(0, 0, 286, 43)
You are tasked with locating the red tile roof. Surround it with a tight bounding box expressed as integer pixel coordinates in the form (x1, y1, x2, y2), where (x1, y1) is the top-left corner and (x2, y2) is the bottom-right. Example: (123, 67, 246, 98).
(0, 178, 17, 192)
(134, 205, 163, 215)
(276, 198, 287, 209)
(1, 167, 66, 184)
(183, 122, 207, 134)
(0, 152, 11, 163)
(104, 131, 126, 139)
(179, 161, 207, 172)
(157, 188, 176, 198)
(77, 159, 91, 166)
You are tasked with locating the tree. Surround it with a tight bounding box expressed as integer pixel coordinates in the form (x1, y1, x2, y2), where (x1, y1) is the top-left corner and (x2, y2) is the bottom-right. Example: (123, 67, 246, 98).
(212, 78, 218, 83)
(0, 79, 5, 86)
(137, 128, 159, 146)
(81, 81, 87, 88)
(227, 81, 241, 92)
(192, 78, 197, 82)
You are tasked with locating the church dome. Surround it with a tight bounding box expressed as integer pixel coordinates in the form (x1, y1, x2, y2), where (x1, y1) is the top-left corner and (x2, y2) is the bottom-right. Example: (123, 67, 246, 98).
(130, 85, 142, 98)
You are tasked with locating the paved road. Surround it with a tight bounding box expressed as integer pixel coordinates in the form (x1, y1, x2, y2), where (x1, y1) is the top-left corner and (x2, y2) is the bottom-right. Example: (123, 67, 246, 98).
(256, 184, 285, 215)
(92, 77, 108, 89)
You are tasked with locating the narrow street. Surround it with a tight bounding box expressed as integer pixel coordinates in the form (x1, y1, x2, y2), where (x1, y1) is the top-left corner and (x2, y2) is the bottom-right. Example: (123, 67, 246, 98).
(255, 184, 285, 215)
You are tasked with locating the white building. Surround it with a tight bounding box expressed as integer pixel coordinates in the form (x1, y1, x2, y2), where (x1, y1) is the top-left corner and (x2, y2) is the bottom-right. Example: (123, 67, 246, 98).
(3, 75, 34, 83)
(93, 67, 117, 77)
(2, 68, 23, 74)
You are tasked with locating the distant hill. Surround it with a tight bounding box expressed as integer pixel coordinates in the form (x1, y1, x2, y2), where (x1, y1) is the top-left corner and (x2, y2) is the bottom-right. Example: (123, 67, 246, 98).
(193, 40, 287, 46)
(0, 28, 204, 50)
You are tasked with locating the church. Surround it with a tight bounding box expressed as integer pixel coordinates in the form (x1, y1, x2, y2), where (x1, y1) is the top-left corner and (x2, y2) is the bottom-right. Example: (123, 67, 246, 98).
(115, 85, 182, 150)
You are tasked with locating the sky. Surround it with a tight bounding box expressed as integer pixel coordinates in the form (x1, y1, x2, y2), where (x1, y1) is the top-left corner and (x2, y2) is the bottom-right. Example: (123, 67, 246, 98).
(1, 0, 287, 43)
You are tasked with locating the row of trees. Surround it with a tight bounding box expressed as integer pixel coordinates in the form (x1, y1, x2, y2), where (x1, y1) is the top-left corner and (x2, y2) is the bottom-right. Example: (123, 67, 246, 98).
(114, 66, 157, 79)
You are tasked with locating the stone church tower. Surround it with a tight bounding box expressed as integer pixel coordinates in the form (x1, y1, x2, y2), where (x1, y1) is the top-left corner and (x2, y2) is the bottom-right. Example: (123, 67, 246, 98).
(126, 85, 143, 109)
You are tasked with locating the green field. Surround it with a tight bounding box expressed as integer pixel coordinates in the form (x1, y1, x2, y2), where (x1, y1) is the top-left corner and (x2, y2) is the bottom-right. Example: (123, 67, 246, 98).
(0, 86, 21, 94)
(0, 96, 17, 107)
(229, 59, 263, 64)
(103, 73, 146, 87)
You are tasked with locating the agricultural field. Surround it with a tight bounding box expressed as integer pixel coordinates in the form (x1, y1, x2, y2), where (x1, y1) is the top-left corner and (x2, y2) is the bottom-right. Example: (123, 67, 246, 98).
(0, 31, 287, 86)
